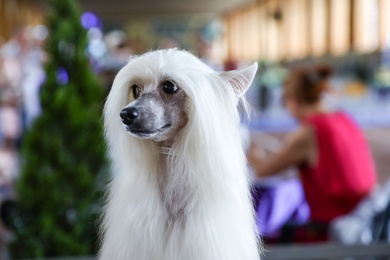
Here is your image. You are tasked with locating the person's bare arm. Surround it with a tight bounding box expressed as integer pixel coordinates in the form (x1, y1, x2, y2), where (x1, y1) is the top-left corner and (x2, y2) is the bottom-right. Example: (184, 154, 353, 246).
(248, 126, 315, 178)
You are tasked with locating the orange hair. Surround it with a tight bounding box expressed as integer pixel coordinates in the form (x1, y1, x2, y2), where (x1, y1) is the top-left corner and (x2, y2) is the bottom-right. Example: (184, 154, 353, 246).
(284, 64, 333, 105)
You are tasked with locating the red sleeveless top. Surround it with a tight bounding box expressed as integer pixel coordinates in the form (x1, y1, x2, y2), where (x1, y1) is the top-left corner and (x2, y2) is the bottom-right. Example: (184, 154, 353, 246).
(299, 112, 376, 222)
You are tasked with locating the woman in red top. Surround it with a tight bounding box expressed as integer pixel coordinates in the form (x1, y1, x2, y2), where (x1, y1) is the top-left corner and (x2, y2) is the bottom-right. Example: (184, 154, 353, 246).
(249, 65, 377, 225)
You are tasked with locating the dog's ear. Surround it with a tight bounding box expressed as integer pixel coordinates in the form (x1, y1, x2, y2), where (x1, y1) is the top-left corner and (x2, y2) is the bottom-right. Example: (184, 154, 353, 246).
(220, 62, 258, 97)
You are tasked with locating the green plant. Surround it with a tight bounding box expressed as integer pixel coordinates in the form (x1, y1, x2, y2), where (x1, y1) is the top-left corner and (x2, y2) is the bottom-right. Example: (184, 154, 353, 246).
(10, 0, 108, 258)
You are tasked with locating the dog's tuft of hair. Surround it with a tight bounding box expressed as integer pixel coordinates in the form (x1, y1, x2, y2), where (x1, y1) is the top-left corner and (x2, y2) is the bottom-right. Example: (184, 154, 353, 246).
(100, 49, 260, 260)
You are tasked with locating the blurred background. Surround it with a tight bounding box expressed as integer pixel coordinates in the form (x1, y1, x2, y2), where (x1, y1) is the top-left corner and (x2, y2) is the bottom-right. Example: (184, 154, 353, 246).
(0, 0, 389, 259)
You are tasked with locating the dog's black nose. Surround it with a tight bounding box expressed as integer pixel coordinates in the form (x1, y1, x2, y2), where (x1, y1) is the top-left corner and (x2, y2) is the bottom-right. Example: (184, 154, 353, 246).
(120, 107, 139, 125)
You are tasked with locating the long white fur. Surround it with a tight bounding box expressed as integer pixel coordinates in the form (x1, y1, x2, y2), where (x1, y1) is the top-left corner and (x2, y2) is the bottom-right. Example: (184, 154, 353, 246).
(100, 49, 261, 260)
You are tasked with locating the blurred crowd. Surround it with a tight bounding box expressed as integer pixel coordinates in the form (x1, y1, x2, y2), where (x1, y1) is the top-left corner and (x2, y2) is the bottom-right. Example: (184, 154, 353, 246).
(0, 25, 46, 257)
(0, 25, 45, 199)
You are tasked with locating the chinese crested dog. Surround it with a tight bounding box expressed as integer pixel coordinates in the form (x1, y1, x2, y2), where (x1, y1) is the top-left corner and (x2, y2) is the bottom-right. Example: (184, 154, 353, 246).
(100, 49, 260, 260)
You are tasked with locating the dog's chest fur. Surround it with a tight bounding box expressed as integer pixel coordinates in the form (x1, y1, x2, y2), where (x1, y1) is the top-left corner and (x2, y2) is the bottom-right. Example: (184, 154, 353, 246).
(158, 154, 191, 223)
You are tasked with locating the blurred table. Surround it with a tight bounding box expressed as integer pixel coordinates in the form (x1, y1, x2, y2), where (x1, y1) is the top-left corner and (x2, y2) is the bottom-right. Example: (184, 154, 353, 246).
(263, 242, 390, 260)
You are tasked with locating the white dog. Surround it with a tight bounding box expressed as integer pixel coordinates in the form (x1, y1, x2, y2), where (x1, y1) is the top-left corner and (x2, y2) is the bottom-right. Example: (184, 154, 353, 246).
(100, 49, 260, 260)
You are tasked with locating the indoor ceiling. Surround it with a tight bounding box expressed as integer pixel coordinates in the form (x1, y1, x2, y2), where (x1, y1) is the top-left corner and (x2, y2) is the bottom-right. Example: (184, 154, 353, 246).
(78, 0, 257, 22)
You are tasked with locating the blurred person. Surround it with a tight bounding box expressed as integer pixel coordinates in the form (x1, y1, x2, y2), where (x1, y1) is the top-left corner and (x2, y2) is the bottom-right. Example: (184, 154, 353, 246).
(0, 136, 19, 190)
(0, 95, 20, 203)
(197, 37, 222, 72)
(0, 97, 18, 260)
(248, 65, 377, 242)
(223, 58, 238, 71)
(0, 87, 21, 186)
(0, 25, 45, 128)
(100, 30, 133, 94)
(0, 26, 28, 102)
(102, 29, 132, 70)
(21, 25, 46, 127)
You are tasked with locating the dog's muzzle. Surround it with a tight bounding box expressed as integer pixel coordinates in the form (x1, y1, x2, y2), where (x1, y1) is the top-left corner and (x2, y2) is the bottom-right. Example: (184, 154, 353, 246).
(120, 106, 172, 139)
(120, 107, 139, 126)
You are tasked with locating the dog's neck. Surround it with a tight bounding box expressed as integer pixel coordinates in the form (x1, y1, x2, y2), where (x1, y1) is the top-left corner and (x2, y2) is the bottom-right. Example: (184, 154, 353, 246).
(157, 140, 189, 223)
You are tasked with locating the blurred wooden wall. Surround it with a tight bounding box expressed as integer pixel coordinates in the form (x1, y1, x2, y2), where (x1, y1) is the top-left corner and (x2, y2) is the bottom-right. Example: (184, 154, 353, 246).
(223, 0, 390, 62)
(0, 0, 44, 42)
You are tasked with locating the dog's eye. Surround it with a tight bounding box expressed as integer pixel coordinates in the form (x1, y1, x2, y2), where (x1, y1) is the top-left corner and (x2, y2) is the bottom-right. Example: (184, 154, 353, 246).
(162, 81, 178, 94)
(131, 85, 140, 99)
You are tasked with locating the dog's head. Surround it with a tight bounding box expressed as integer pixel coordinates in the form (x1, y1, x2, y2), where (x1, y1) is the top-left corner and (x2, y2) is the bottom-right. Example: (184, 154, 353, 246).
(109, 49, 257, 143)
(120, 74, 188, 142)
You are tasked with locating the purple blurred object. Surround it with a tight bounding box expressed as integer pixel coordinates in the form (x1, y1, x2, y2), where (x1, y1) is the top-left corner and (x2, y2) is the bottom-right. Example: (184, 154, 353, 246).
(81, 12, 102, 29)
(252, 177, 310, 238)
(56, 67, 69, 85)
